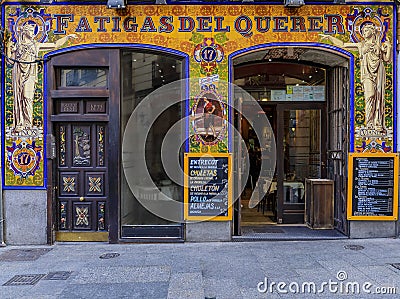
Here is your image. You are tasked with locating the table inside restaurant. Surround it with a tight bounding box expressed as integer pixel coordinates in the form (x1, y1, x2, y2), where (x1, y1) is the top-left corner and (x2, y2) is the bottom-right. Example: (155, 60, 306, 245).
(263, 181, 305, 204)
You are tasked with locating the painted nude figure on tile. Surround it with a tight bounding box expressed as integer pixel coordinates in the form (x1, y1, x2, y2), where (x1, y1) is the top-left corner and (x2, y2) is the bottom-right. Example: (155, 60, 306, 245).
(320, 22, 392, 132)
(7, 21, 77, 132)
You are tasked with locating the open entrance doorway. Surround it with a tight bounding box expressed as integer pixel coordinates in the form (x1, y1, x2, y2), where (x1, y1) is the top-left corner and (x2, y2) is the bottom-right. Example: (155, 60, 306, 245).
(232, 46, 350, 238)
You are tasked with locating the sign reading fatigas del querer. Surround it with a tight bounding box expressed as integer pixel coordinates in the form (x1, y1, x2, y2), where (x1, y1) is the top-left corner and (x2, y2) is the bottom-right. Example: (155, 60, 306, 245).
(185, 154, 231, 220)
(349, 155, 398, 219)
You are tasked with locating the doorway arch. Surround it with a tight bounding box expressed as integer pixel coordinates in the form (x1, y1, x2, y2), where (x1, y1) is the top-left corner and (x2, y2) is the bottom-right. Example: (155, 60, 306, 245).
(230, 44, 352, 235)
(44, 45, 189, 242)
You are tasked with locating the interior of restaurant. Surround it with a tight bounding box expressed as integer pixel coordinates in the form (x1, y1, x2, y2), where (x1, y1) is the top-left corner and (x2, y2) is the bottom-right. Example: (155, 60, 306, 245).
(232, 46, 347, 235)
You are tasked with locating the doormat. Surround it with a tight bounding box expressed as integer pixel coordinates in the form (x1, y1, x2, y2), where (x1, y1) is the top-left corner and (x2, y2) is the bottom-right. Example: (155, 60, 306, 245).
(0, 248, 52, 261)
(252, 227, 285, 234)
(3, 274, 46, 286)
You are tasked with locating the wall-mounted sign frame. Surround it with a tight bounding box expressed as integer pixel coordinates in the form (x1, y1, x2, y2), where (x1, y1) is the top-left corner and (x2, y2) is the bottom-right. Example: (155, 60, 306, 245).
(184, 153, 232, 221)
(347, 153, 399, 221)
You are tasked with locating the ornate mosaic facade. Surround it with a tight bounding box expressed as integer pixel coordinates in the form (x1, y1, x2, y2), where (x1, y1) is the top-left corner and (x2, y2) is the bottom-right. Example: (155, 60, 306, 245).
(1, 3, 396, 187)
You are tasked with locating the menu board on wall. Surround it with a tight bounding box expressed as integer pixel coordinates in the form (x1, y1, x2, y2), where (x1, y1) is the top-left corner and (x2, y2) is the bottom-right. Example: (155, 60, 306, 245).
(289, 85, 326, 101)
(347, 153, 399, 220)
(292, 86, 304, 101)
(312, 86, 325, 101)
(271, 90, 286, 101)
(184, 153, 232, 221)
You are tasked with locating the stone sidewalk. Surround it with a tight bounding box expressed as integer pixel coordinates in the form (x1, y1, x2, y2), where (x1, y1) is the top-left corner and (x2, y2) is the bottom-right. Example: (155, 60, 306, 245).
(0, 238, 399, 298)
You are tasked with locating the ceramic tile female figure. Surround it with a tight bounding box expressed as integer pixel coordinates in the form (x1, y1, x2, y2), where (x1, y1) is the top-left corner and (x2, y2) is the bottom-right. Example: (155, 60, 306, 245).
(320, 22, 392, 132)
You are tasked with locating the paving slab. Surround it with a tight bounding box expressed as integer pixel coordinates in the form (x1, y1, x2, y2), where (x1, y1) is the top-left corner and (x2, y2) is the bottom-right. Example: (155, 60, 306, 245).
(71, 265, 170, 284)
(167, 272, 204, 299)
(59, 282, 169, 299)
(0, 238, 399, 298)
(203, 278, 243, 299)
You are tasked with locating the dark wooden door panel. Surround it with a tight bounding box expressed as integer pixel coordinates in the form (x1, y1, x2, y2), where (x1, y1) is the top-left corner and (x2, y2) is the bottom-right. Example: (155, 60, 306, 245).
(51, 49, 110, 67)
(327, 67, 349, 235)
(46, 48, 118, 243)
(56, 122, 108, 234)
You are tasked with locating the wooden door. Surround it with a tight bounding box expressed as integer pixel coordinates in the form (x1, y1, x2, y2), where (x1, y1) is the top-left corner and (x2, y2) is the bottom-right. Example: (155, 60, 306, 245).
(55, 122, 108, 240)
(47, 49, 119, 242)
(327, 66, 349, 235)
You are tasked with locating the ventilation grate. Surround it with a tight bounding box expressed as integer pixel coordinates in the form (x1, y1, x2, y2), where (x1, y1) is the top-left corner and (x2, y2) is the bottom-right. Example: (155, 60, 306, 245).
(43, 271, 73, 281)
(3, 274, 45, 286)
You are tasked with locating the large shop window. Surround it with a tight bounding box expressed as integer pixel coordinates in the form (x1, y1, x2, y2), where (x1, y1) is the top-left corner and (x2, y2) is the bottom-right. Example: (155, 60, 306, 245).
(120, 51, 183, 232)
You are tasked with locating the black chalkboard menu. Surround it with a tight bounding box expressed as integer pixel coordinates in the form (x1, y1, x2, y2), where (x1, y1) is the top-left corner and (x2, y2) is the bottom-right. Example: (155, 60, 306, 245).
(348, 153, 398, 220)
(184, 153, 232, 221)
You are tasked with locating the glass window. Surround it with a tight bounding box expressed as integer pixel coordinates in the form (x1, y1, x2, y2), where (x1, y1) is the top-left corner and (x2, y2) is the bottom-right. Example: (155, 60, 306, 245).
(121, 51, 183, 227)
(59, 68, 108, 87)
(283, 109, 321, 204)
(234, 61, 326, 102)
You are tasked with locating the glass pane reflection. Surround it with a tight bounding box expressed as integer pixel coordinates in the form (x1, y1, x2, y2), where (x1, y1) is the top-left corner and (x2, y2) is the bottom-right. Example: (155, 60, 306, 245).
(284, 109, 321, 204)
(59, 68, 108, 87)
(121, 51, 183, 226)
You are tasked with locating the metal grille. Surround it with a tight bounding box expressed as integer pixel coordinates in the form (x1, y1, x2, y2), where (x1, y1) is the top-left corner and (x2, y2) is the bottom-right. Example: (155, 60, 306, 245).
(327, 66, 349, 236)
(390, 263, 400, 270)
(344, 244, 364, 251)
(43, 271, 73, 281)
(3, 274, 45, 286)
(99, 252, 120, 259)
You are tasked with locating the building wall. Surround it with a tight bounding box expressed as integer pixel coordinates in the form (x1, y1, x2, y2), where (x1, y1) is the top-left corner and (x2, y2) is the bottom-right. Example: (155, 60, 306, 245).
(0, 1, 397, 243)
(398, 4, 400, 238)
(350, 221, 396, 239)
(3, 190, 47, 244)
